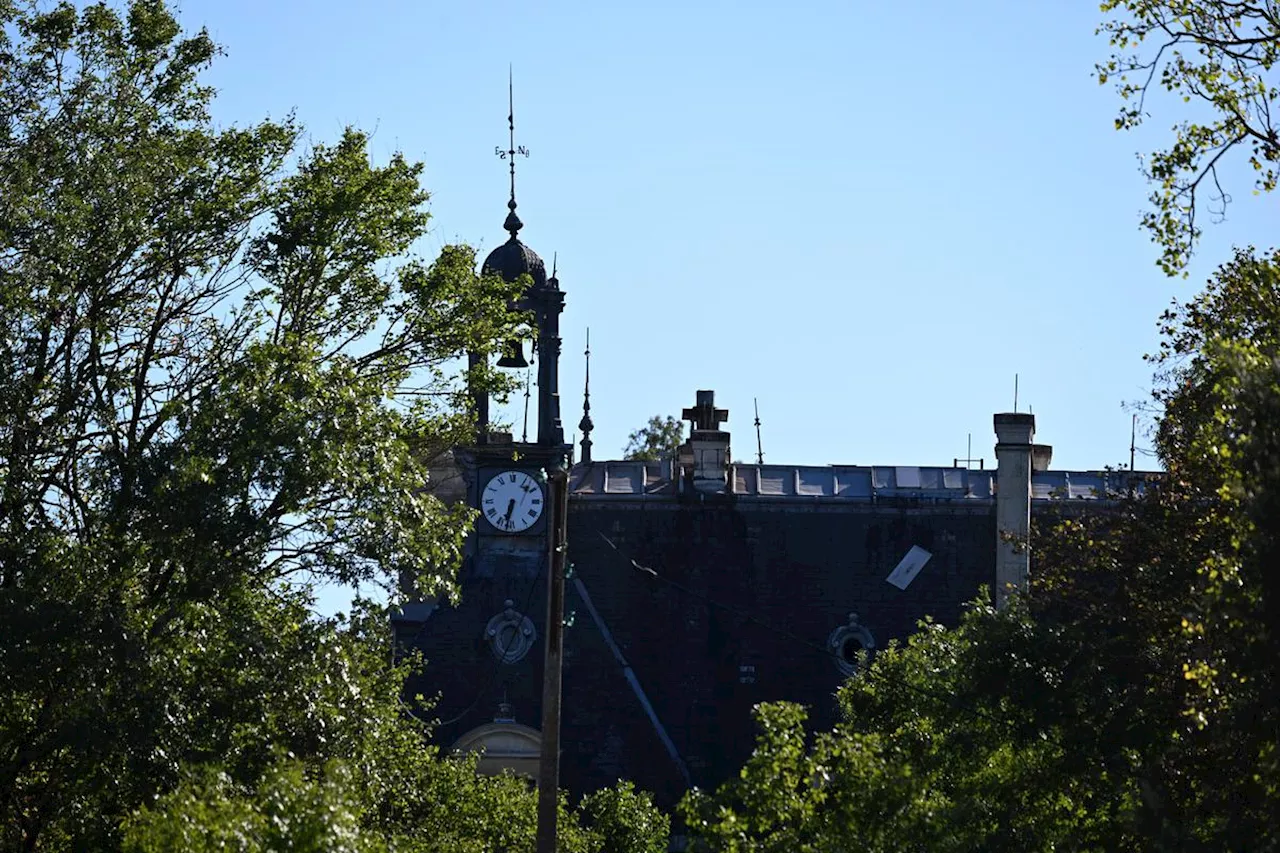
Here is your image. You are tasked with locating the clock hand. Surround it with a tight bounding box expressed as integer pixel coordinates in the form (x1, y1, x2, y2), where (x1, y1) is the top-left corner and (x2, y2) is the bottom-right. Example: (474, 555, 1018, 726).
(504, 499, 516, 525)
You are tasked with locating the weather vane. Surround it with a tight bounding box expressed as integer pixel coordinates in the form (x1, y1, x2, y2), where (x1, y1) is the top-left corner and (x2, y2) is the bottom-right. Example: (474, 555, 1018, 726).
(495, 67, 530, 238)
(495, 68, 530, 184)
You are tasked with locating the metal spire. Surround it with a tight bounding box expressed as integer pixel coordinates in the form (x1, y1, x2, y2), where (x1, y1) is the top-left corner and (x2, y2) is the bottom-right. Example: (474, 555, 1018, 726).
(501, 66, 525, 239)
(753, 397, 764, 465)
(578, 327, 593, 463)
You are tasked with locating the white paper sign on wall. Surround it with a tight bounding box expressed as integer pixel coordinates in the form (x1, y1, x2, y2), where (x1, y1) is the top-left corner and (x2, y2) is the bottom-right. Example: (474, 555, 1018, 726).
(886, 545, 932, 590)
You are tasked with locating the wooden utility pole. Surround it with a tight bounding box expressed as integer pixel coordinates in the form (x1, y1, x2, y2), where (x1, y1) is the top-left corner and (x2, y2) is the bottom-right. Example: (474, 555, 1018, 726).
(536, 465, 570, 853)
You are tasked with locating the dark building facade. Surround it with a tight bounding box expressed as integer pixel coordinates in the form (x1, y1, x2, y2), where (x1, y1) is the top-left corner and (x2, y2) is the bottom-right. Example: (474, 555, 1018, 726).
(398, 448, 1142, 808)
(393, 182, 1148, 811)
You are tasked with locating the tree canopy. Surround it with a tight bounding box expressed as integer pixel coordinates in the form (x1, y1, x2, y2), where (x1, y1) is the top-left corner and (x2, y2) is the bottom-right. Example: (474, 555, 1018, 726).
(1097, 0, 1279, 274)
(622, 415, 684, 461)
(682, 4, 1280, 842)
(0, 2, 667, 849)
(5, 0, 1278, 849)
(681, 248, 1280, 851)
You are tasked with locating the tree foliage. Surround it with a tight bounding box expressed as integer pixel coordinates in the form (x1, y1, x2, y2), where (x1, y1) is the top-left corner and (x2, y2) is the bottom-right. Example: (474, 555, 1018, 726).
(1097, 0, 1279, 274)
(622, 415, 683, 461)
(684, 14, 1280, 839)
(1149, 246, 1280, 477)
(0, 1, 671, 848)
(123, 752, 668, 853)
(123, 761, 385, 853)
(683, 250, 1280, 851)
(576, 781, 670, 853)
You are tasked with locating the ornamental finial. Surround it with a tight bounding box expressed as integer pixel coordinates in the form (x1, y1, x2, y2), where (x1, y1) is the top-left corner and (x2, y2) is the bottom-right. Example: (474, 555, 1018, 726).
(578, 328, 594, 463)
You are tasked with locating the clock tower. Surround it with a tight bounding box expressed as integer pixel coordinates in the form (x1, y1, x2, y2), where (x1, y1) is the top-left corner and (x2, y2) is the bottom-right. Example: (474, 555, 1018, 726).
(459, 142, 569, 573)
(397, 83, 571, 787)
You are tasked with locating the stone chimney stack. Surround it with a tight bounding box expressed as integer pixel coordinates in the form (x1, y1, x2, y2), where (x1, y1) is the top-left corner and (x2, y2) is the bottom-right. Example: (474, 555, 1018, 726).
(994, 413, 1035, 608)
(682, 390, 730, 494)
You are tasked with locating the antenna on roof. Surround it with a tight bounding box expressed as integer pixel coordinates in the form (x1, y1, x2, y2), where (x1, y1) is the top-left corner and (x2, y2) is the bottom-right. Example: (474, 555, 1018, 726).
(953, 432, 984, 470)
(1129, 413, 1137, 471)
(753, 398, 764, 465)
(1013, 373, 1019, 413)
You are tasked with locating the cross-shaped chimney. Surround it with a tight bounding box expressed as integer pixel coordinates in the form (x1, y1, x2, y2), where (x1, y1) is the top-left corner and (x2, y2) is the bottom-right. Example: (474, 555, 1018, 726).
(683, 390, 728, 433)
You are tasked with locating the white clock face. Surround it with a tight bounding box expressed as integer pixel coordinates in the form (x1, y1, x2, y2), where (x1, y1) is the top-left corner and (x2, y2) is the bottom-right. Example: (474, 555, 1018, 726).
(482, 470, 545, 533)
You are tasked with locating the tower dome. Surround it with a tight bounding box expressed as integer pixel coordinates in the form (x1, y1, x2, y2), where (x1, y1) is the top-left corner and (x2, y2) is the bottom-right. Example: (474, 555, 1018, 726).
(484, 70, 546, 290)
(482, 202, 546, 289)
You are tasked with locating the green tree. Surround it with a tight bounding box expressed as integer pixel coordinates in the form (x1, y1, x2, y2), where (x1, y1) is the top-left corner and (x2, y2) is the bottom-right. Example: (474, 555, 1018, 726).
(683, 250, 1280, 850)
(1149, 246, 1280, 480)
(0, 3, 671, 848)
(1097, 0, 1279, 274)
(123, 761, 386, 853)
(683, 602, 1146, 852)
(577, 780, 670, 853)
(0, 0, 537, 847)
(622, 415, 683, 461)
(124, 751, 666, 853)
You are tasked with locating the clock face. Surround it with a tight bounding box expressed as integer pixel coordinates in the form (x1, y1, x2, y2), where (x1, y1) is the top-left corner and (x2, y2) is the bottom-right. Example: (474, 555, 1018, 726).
(481, 470, 545, 533)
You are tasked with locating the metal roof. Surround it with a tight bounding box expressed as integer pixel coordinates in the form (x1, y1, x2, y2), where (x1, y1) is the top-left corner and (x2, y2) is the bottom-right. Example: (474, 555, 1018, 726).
(568, 460, 1154, 502)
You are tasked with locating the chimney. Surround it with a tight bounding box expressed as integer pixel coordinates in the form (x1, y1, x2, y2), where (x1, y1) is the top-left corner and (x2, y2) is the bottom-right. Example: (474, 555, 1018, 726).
(682, 390, 730, 494)
(994, 413, 1035, 608)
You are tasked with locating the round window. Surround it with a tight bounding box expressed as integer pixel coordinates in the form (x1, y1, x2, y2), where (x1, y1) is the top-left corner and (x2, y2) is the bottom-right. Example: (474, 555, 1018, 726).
(827, 613, 875, 677)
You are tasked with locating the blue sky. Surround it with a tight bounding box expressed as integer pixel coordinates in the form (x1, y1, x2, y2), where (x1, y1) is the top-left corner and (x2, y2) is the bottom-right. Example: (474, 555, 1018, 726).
(181, 0, 1274, 474)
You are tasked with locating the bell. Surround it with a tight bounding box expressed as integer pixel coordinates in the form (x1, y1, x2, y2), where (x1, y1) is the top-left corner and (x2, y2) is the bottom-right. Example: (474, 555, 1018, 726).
(496, 339, 528, 368)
